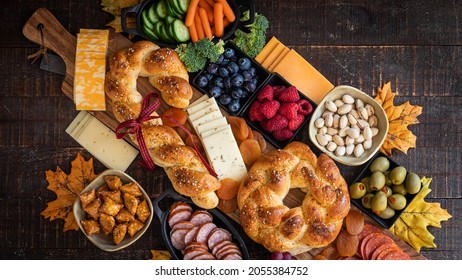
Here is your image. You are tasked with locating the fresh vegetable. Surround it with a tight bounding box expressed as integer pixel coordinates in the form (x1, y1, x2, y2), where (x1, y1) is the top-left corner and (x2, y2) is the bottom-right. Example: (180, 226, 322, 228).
(199, 7, 213, 39)
(185, 0, 199, 27)
(175, 38, 224, 72)
(213, 2, 224, 37)
(231, 11, 269, 58)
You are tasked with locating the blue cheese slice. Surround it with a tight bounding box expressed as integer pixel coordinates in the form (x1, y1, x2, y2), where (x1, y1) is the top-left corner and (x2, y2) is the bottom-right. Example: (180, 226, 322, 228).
(201, 126, 247, 182)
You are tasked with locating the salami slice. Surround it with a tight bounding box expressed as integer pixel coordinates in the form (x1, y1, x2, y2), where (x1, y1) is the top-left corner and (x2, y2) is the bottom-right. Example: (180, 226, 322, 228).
(376, 246, 401, 260)
(170, 201, 193, 215)
(171, 228, 192, 250)
(211, 240, 233, 256)
(357, 223, 381, 244)
(195, 222, 217, 244)
(168, 209, 192, 228)
(188, 210, 213, 226)
(221, 252, 243, 260)
(216, 247, 242, 260)
(359, 233, 375, 259)
(363, 233, 394, 260)
(171, 221, 195, 232)
(207, 228, 232, 249)
(192, 252, 216, 260)
(381, 248, 411, 260)
(184, 226, 199, 247)
(371, 243, 395, 260)
(183, 248, 209, 260)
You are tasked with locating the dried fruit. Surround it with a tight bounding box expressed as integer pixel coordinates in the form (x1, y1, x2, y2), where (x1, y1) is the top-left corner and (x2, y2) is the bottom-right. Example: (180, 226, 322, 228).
(345, 209, 364, 235)
(41, 153, 98, 231)
(239, 139, 261, 166)
(252, 130, 267, 152)
(216, 178, 240, 200)
(218, 197, 238, 214)
(151, 250, 172, 260)
(375, 82, 423, 156)
(185, 134, 203, 153)
(161, 107, 188, 127)
(228, 116, 250, 141)
(336, 230, 359, 257)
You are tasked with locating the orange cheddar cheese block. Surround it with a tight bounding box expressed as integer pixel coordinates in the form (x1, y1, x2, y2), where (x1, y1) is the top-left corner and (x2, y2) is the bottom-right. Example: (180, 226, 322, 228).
(261, 43, 288, 70)
(255, 36, 281, 64)
(74, 58, 106, 110)
(268, 47, 290, 72)
(272, 49, 334, 104)
(79, 28, 110, 36)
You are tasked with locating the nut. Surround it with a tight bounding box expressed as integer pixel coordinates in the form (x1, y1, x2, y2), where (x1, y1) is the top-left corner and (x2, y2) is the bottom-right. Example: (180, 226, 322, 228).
(339, 115, 348, 129)
(333, 135, 345, 146)
(326, 142, 337, 152)
(342, 94, 355, 104)
(355, 99, 364, 108)
(333, 114, 340, 129)
(345, 144, 355, 156)
(354, 144, 364, 157)
(337, 104, 353, 115)
(324, 113, 334, 127)
(338, 127, 348, 137)
(365, 104, 375, 116)
(368, 115, 378, 127)
(327, 128, 338, 135)
(316, 134, 329, 146)
(335, 146, 346, 157)
(356, 119, 370, 129)
(359, 107, 369, 120)
(363, 127, 373, 140)
(334, 99, 345, 108)
(314, 118, 325, 128)
(347, 113, 358, 125)
(371, 127, 379, 137)
(363, 139, 372, 150)
(325, 101, 337, 112)
(346, 128, 360, 139)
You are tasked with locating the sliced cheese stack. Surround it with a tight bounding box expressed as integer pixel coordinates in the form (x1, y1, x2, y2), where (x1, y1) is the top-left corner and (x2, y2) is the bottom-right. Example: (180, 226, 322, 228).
(66, 111, 139, 171)
(74, 28, 109, 111)
(256, 37, 334, 104)
(187, 96, 247, 183)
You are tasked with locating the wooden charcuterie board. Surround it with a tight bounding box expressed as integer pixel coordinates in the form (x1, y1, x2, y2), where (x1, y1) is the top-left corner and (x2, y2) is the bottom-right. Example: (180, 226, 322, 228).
(23, 8, 425, 260)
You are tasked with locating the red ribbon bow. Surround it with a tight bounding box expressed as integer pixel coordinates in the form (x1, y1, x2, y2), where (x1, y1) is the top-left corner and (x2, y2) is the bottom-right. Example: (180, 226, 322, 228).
(115, 92, 218, 177)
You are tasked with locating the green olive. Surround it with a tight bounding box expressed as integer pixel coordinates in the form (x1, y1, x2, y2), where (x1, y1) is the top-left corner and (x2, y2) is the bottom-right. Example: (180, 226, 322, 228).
(388, 194, 407, 210)
(384, 171, 393, 186)
(405, 172, 421, 194)
(390, 166, 407, 185)
(360, 177, 372, 193)
(378, 206, 396, 219)
(370, 157, 390, 173)
(392, 184, 408, 196)
(349, 182, 367, 199)
(361, 193, 374, 209)
(371, 192, 388, 213)
(369, 171, 386, 191)
(379, 185, 393, 197)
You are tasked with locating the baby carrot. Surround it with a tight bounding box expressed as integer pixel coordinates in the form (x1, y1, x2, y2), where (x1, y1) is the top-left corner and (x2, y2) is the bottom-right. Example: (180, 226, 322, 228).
(214, 2, 224, 37)
(198, 0, 214, 24)
(204, 0, 215, 7)
(194, 11, 205, 40)
(223, 17, 231, 29)
(199, 7, 213, 40)
(216, 0, 235, 22)
(189, 21, 199, 43)
(185, 0, 200, 27)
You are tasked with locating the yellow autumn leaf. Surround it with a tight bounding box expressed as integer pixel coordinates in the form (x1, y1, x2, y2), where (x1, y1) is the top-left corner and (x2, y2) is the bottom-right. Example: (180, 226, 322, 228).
(390, 177, 452, 252)
(375, 82, 423, 156)
(151, 250, 172, 260)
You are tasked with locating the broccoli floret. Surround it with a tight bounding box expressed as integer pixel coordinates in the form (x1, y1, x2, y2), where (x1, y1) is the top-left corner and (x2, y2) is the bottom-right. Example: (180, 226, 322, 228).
(231, 11, 269, 58)
(175, 38, 225, 73)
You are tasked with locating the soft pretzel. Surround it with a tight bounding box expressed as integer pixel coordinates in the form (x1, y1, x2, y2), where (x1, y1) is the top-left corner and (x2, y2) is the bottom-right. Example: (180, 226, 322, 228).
(105, 41, 220, 209)
(237, 141, 350, 255)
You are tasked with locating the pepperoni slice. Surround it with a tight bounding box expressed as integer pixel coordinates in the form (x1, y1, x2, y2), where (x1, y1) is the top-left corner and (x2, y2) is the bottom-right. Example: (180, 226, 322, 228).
(381, 248, 411, 260)
(376, 246, 401, 260)
(357, 223, 381, 244)
(363, 233, 393, 260)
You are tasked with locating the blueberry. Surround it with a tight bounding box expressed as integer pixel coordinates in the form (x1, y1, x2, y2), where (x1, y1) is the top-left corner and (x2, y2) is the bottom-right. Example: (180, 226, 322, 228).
(213, 77, 224, 88)
(248, 67, 257, 77)
(238, 57, 251, 70)
(240, 89, 250, 99)
(207, 63, 219, 74)
(196, 75, 208, 88)
(205, 73, 214, 81)
(241, 70, 253, 81)
(243, 81, 257, 93)
(231, 74, 244, 87)
(209, 86, 222, 98)
(228, 99, 241, 114)
(251, 77, 259, 85)
(218, 67, 229, 78)
(218, 94, 232, 105)
(227, 61, 239, 75)
(230, 88, 244, 99)
(223, 48, 235, 58)
(223, 77, 232, 89)
(221, 58, 230, 65)
(215, 54, 224, 65)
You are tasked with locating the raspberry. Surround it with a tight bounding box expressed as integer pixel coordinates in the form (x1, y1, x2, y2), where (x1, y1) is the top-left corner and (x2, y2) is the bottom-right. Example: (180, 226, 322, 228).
(272, 85, 286, 99)
(260, 100, 280, 119)
(287, 114, 305, 131)
(248, 101, 265, 122)
(277, 86, 300, 103)
(278, 102, 299, 120)
(257, 85, 274, 102)
(297, 99, 313, 116)
(259, 119, 270, 131)
(273, 128, 294, 141)
(266, 114, 288, 132)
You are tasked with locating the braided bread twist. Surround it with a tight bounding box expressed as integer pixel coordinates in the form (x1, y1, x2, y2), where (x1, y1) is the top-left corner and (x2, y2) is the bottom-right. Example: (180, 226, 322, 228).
(237, 141, 350, 255)
(105, 41, 220, 209)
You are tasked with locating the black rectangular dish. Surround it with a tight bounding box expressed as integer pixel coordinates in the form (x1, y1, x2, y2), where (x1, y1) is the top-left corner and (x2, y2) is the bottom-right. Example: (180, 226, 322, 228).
(153, 187, 250, 260)
(350, 152, 421, 229)
(192, 41, 271, 116)
(240, 73, 317, 149)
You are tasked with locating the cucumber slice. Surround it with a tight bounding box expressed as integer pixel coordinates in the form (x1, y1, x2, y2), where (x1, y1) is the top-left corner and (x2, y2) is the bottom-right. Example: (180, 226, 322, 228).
(141, 10, 155, 30)
(160, 23, 175, 43)
(165, 0, 181, 18)
(143, 24, 159, 40)
(147, 3, 161, 24)
(174, 0, 190, 14)
(155, 0, 168, 19)
(154, 21, 166, 41)
(166, 15, 177, 24)
(171, 19, 190, 42)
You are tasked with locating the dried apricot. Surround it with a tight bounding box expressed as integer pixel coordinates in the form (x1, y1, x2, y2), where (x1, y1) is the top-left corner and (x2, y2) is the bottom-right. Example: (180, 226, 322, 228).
(227, 116, 249, 141)
(216, 178, 240, 200)
(246, 128, 254, 140)
(218, 197, 238, 214)
(345, 209, 365, 236)
(251, 130, 267, 152)
(313, 254, 328, 260)
(161, 107, 188, 127)
(320, 246, 340, 260)
(336, 230, 359, 257)
(239, 139, 261, 166)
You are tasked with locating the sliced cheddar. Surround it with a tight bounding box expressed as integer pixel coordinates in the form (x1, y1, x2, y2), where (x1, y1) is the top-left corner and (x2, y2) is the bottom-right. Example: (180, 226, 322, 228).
(268, 47, 290, 72)
(261, 43, 288, 70)
(255, 36, 281, 64)
(273, 50, 334, 104)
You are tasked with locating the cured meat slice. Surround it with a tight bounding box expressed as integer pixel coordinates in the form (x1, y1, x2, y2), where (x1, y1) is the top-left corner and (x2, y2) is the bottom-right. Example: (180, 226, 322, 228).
(195, 222, 217, 244)
(168, 209, 192, 228)
(216, 247, 242, 260)
(171, 221, 195, 232)
(211, 240, 233, 256)
(371, 243, 395, 260)
(363, 233, 393, 260)
(184, 226, 199, 247)
(357, 223, 381, 244)
(170, 228, 191, 250)
(207, 228, 232, 249)
(192, 252, 216, 260)
(170, 201, 193, 215)
(380, 247, 411, 260)
(359, 233, 376, 259)
(221, 252, 243, 260)
(188, 210, 213, 226)
(183, 248, 209, 260)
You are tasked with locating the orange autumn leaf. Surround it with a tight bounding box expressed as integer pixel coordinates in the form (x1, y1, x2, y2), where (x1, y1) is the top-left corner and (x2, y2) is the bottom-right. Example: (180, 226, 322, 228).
(41, 153, 98, 231)
(375, 82, 423, 156)
(150, 250, 171, 260)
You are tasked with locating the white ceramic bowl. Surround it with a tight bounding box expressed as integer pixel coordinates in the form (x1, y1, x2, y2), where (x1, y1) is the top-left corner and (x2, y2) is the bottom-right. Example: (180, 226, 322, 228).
(308, 85, 389, 166)
(73, 169, 153, 252)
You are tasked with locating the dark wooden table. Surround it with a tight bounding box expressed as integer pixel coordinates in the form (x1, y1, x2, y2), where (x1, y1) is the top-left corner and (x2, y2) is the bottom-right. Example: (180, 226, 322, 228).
(0, 0, 460, 260)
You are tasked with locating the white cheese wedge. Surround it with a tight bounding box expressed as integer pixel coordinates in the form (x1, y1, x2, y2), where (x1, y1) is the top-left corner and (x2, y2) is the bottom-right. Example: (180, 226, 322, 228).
(186, 96, 216, 115)
(196, 116, 227, 135)
(200, 124, 229, 138)
(188, 101, 220, 122)
(191, 109, 223, 130)
(188, 95, 209, 108)
(65, 111, 138, 171)
(201, 126, 247, 182)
